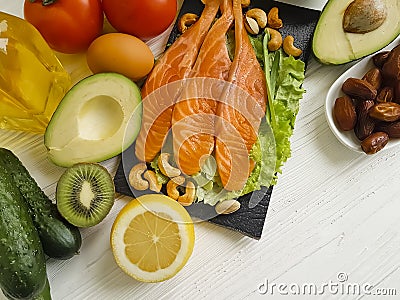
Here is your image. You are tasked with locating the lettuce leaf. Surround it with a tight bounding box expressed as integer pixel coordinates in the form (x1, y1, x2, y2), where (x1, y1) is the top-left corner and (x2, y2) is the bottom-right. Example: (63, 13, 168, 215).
(270, 54, 305, 175)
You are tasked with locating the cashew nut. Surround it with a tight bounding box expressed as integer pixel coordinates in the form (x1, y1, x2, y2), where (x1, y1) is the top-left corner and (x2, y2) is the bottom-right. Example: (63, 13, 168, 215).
(178, 13, 199, 33)
(158, 153, 181, 178)
(246, 8, 267, 29)
(266, 28, 282, 52)
(178, 181, 196, 207)
(267, 7, 283, 29)
(143, 170, 162, 192)
(166, 178, 195, 206)
(171, 175, 185, 185)
(166, 177, 182, 200)
(245, 16, 260, 35)
(241, 0, 251, 8)
(129, 163, 148, 191)
(283, 35, 302, 57)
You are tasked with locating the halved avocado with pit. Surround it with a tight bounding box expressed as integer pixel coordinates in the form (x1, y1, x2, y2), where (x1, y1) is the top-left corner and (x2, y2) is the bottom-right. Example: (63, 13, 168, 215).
(312, 0, 400, 65)
(45, 73, 142, 167)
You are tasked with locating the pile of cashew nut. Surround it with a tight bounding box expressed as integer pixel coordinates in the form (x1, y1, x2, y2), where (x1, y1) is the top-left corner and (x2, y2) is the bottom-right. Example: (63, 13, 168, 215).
(178, 2, 302, 58)
(129, 153, 196, 207)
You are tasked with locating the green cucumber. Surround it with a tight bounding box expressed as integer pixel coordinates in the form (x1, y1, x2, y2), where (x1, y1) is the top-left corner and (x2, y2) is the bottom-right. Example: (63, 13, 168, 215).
(33, 279, 52, 300)
(0, 163, 47, 299)
(0, 148, 82, 260)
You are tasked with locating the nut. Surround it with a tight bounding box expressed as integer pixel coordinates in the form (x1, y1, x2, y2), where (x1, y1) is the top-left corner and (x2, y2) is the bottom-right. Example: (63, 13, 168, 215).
(166, 179, 180, 200)
(245, 16, 260, 35)
(143, 170, 162, 192)
(342, 77, 377, 100)
(215, 200, 241, 215)
(158, 153, 181, 178)
(373, 51, 390, 68)
(267, 7, 283, 29)
(376, 86, 394, 103)
(128, 163, 149, 191)
(334, 96, 356, 131)
(369, 102, 400, 122)
(241, 0, 250, 8)
(283, 35, 302, 57)
(178, 181, 195, 207)
(266, 28, 282, 51)
(178, 13, 199, 33)
(171, 175, 185, 185)
(355, 100, 375, 140)
(361, 131, 389, 154)
(246, 8, 268, 28)
(362, 67, 382, 90)
(375, 121, 400, 138)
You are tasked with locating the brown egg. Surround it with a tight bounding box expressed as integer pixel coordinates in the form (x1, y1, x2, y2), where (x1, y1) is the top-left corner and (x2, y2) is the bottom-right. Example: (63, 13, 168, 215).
(87, 33, 154, 81)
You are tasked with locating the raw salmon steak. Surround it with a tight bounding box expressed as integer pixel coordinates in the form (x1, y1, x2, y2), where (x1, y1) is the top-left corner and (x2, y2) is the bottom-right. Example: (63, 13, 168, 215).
(135, 0, 220, 162)
(172, 0, 234, 175)
(215, 0, 268, 191)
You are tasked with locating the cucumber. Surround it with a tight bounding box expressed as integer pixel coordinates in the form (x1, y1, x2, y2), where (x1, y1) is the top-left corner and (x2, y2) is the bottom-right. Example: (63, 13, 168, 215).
(0, 148, 82, 260)
(0, 163, 47, 299)
(33, 279, 52, 300)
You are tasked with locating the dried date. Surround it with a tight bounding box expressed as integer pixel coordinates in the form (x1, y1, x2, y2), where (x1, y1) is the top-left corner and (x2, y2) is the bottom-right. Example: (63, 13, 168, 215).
(333, 96, 356, 131)
(361, 132, 389, 154)
(354, 100, 375, 140)
(342, 78, 377, 100)
(375, 121, 400, 138)
(369, 102, 400, 122)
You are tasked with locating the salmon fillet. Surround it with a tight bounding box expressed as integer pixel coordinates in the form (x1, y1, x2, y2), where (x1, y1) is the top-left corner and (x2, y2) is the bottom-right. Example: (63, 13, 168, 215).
(172, 0, 234, 175)
(215, 0, 267, 191)
(135, 0, 220, 162)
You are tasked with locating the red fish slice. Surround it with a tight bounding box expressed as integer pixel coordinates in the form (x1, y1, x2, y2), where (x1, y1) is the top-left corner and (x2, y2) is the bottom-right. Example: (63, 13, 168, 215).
(172, 0, 234, 175)
(215, 0, 267, 191)
(135, 0, 220, 162)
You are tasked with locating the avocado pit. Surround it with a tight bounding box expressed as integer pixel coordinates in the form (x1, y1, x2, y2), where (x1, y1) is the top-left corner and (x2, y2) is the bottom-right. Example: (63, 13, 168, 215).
(343, 0, 387, 33)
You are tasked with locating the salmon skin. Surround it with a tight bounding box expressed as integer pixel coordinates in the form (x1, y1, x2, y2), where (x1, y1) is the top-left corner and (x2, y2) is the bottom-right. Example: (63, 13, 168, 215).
(135, 0, 220, 162)
(172, 0, 234, 175)
(215, 0, 268, 191)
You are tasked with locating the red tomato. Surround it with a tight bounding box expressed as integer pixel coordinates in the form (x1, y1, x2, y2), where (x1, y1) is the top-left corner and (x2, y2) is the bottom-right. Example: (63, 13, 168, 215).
(24, 0, 103, 54)
(102, 0, 177, 40)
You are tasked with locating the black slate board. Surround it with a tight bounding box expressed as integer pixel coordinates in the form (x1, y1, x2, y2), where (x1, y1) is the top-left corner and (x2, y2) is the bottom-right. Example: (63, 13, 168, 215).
(114, 0, 320, 240)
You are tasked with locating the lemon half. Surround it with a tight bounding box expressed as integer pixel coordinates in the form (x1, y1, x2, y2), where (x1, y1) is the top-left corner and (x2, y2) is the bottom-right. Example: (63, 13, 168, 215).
(111, 194, 195, 282)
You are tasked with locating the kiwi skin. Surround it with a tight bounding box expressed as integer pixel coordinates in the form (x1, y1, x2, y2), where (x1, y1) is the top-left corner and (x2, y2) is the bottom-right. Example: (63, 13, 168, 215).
(56, 163, 115, 228)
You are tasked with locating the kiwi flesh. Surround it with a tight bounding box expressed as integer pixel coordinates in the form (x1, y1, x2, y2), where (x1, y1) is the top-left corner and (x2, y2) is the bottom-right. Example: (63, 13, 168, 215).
(56, 163, 115, 227)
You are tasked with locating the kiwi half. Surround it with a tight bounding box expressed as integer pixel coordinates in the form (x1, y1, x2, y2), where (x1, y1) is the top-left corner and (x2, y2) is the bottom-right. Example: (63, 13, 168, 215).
(56, 163, 115, 228)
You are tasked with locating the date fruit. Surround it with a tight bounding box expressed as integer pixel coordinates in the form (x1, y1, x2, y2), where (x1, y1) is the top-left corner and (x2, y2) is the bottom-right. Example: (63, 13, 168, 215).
(333, 96, 356, 131)
(375, 121, 400, 138)
(355, 100, 375, 140)
(382, 44, 400, 86)
(376, 86, 393, 103)
(362, 67, 382, 90)
(369, 102, 400, 122)
(342, 78, 377, 100)
(373, 51, 390, 68)
(361, 132, 389, 154)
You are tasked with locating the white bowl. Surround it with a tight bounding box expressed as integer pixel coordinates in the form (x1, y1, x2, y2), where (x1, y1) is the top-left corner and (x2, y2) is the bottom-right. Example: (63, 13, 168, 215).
(325, 37, 400, 153)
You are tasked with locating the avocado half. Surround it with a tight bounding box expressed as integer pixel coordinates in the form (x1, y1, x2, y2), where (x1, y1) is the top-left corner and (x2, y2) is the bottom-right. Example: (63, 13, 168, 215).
(312, 0, 400, 65)
(45, 73, 142, 167)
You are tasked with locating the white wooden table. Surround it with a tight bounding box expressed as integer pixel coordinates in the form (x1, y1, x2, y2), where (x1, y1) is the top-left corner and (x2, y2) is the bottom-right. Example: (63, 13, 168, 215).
(1, 1, 400, 299)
